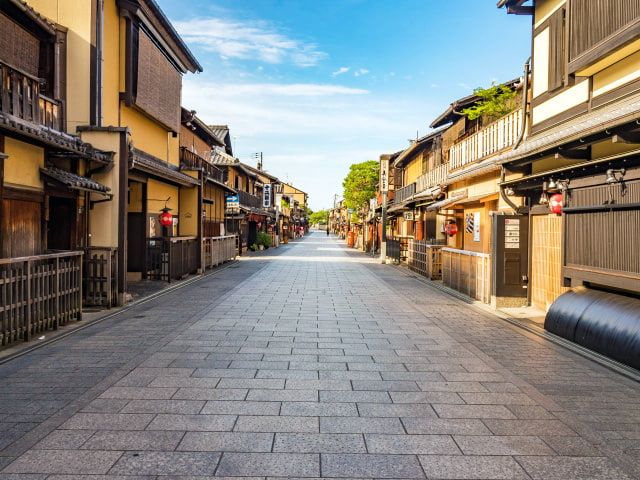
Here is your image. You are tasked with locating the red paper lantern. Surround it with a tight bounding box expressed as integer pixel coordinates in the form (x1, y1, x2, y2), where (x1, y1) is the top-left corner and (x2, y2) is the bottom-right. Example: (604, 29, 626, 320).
(549, 193, 563, 215)
(159, 208, 173, 227)
(444, 221, 458, 237)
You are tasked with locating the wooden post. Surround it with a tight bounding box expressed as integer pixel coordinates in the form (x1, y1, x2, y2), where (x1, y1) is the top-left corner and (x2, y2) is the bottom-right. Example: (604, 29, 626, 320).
(54, 256, 60, 329)
(25, 260, 31, 342)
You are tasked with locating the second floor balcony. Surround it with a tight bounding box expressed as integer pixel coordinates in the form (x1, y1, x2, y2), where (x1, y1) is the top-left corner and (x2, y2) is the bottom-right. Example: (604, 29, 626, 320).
(180, 147, 226, 184)
(449, 108, 523, 171)
(395, 182, 416, 203)
(0, 61, 62, 131)
(416, 163, 449, 192)
(238, 189, 262, 209)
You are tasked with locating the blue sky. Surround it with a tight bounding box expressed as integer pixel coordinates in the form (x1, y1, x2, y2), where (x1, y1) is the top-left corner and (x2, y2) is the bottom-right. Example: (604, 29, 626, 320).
(158, 0, 532, 210)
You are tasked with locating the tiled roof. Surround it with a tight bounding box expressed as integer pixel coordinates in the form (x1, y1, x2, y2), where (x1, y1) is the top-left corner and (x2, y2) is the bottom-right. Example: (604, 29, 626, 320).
(131, 148, 199, 187)
(498, 94, 640, 165)
(41, 168, 110, 194)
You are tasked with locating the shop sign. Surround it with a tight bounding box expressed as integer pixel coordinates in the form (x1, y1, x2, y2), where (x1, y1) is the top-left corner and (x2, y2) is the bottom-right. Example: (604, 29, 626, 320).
(263, 184, 272, 208)
(504, 218, 520, 249)
(465, 212, 481, 242)
(226, 194, 239, 211)
(380, 159, 389, 192)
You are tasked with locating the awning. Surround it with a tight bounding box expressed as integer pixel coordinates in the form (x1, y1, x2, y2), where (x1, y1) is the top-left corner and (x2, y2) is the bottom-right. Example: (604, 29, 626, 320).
(425, 192, 467, 211)
(41, 167, 111, 197)
(387, 201, 410, 213)
(205, 175, 236, 193)
(131, 149, 199, 187)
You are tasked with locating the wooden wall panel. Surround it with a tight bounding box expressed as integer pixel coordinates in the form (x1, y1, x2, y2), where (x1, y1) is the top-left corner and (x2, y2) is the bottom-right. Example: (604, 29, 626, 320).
(1, 199, 41, 258)
(531, 214, 568, 311)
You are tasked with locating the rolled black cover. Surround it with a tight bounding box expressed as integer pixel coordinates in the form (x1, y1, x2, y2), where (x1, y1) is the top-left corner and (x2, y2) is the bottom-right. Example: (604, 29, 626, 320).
(545, 287, 640, 370)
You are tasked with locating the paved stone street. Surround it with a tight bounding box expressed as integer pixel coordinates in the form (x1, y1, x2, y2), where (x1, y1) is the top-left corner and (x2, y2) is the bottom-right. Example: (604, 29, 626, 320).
(1, 232, 640, 479)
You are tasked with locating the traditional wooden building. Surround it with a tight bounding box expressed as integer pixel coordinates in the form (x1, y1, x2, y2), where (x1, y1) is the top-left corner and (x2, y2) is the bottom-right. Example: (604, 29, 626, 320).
(76, 0, 203, 293)
(498, 0, 640, 368)
(211, 150, 269, 253)
(0, 0, 114, 344)
(179, 108, 236, 270)
(427, 79, 526, 306)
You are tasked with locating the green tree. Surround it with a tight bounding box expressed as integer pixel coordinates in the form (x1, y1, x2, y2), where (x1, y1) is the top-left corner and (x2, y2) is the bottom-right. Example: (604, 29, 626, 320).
(342, 160, 378, 211)
(460, 83, 517, 123)
(309, 209, 329, 225)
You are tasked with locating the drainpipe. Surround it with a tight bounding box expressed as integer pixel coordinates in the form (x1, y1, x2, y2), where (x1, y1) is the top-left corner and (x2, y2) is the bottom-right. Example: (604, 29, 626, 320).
(513, 58, 531, 150)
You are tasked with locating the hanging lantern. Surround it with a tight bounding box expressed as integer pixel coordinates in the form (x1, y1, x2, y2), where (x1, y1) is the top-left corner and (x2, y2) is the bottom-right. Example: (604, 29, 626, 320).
(159, 208, 173, 227)
(444, 220, 458, 237)
(549, 193, 563, 215)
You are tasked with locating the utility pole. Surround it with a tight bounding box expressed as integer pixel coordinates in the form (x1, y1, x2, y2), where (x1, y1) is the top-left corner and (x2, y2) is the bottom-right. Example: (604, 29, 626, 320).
(252, 152, 263, 170)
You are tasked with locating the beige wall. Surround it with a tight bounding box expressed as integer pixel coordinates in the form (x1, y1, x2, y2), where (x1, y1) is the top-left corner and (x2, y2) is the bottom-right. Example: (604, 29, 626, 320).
(404, 156, 422, 185)
(80, 130, 122, 247)
(534, 0, 565, 28)
(26, 0, 92, 133)
(532, 81, 589, 125)
(147, 180, 179, 216)
(3, 138, 44, 189)
(593, 49, 640, 98)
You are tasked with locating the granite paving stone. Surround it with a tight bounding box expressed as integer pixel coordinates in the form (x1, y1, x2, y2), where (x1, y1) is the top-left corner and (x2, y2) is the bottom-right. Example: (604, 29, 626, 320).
(515, 455, 633, 479)
(234, 415, 319, 433)
(273, 433, 366, 453)
(320, 417, 405, 434)
(109, 451, 221, 476)
(2, 232, 640, 479)
(177, 432, 274, 452)
(321, 453, 425, 478)
(80, 430, 185, 451)
(146, 414, 236, 431)
(365, 434, 461, 455)
(215, 452, 319, 477)
(201, 400, 281, 415)
(418, 454, 530, 479)
(453, 435, 555, 455)
(3, 450, 123, 475)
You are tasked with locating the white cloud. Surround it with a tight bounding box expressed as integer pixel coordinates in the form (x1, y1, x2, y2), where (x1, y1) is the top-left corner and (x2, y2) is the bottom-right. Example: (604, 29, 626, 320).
(332, 67, 350, 77)
(354, 68, 370, 77)
(205, 83, 369, 97)
(173, 17, 327, 67)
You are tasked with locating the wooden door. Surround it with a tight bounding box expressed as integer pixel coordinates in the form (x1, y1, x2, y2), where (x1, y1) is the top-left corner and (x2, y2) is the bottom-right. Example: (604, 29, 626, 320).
(127, 212, 144, 272)
(47, 196, 75, 251)
(1, 199, 41, 258)
(531, 215, 568, 311)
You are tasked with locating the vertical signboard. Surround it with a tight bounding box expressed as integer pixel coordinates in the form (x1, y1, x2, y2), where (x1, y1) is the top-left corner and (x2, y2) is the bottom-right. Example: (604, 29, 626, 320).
(380, 158, 389, 193)
(263, 183, 272, 208)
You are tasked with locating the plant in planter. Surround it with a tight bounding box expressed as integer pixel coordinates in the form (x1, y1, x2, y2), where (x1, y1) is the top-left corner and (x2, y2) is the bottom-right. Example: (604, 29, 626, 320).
(257, 231, 271, 250)
(250, 243, 259, 251)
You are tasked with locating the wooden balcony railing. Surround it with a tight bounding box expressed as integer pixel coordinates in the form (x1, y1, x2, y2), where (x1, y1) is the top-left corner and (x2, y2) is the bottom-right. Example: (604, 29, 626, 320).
(83, 247, 118, 309)
(145, 237, 199, 282)
(416, 163, 449, 193)
(238, 189, 262, 209)
(442, 248, 491, 303)
(449, 108, 523, 171)
(0, 251, 82, 346)
(395, 182, 416, 203)
(0, 61, 63, 131)
(180, 147, 225, 183)
(202, 235, 236, 270)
